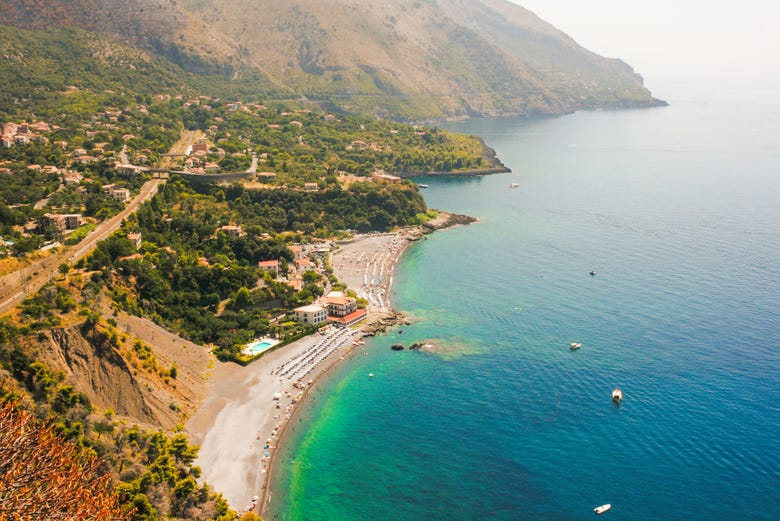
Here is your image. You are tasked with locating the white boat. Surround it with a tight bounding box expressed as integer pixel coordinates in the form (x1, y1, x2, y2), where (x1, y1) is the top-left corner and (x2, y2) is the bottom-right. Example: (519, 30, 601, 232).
(417, 183, 429, 188)
(570, 342, 582, 350)
(594, 504, 612, 515)
(509, 182, 520, 188)
(612, 388, 623, 403)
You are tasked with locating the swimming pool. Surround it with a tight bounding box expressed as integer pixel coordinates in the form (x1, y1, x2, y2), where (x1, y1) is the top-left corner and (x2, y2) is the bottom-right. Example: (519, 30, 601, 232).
(243, 338, 280, 356)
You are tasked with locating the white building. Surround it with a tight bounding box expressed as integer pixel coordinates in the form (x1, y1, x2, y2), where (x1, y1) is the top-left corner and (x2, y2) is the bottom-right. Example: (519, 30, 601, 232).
(293, 304, 328, 326)
(110, 187, 131, 202)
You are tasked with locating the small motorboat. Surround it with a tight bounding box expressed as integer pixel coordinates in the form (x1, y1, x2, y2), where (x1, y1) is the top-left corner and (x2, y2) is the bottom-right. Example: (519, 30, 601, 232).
(589, 270, 597, 276)
(509, 182, 520, 188)
(570, 342, 582, 350)
(594, 503, 612, 515)
(612, 388, 623, 404)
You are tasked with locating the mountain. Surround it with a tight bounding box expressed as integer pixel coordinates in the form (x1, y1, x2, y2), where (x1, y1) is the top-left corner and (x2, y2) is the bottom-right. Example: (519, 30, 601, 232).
(0, 0, 664, 120)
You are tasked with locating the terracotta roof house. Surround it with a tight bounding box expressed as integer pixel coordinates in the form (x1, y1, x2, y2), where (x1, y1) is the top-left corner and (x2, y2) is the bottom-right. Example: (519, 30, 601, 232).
(258, 260, 279, 271)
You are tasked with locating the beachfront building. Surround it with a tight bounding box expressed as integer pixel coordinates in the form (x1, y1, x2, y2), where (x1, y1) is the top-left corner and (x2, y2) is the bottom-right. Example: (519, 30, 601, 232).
(321, 293, 367, 326)
(293, 304, 328, 326)
(327, 307, 367, 326)
(322, 293, 356, 317)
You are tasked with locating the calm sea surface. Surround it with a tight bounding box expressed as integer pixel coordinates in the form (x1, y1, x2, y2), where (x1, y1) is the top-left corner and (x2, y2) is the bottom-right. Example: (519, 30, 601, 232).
(269, 83, 780, 520)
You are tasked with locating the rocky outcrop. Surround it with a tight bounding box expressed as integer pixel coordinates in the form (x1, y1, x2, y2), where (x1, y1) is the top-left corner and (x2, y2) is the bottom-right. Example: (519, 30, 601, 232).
(362, 310, 407, 336)
(391, 342, 425, 351)
(424, 212, 478, 231)
(405, 211, 478, 240)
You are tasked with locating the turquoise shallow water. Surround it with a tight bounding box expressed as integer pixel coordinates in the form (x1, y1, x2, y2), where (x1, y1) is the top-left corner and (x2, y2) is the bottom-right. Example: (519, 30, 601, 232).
(269, 84, 780, 520)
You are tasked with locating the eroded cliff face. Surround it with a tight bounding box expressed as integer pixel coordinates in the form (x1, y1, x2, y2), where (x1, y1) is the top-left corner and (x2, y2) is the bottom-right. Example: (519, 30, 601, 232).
(40, 327, 182, 428)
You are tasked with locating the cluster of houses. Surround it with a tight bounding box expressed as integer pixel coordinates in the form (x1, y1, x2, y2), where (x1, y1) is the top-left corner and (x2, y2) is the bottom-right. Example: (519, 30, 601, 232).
(256, 241, 367, 327)
(1, 111, 148, 245)
(3, 98, 411, 261)
(181, 138, 253, 175)
(2, 111, 147, 178)
(257, 243, 328, 291)
(182, 139, 219, 173)
(32, 182, 132, 238)
(1, 121, 51, 148)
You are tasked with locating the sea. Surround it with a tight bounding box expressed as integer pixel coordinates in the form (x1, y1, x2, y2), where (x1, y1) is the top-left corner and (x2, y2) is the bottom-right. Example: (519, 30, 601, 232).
(268, 81, 780, 520)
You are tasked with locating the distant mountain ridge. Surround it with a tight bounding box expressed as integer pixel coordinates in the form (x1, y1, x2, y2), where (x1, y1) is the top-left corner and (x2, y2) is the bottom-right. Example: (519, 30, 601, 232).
(0, 0, 665, 121)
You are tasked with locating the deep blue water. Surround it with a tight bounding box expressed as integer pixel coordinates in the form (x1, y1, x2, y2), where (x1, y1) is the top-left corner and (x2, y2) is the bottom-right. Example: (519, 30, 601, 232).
(269, 84, 780, 520)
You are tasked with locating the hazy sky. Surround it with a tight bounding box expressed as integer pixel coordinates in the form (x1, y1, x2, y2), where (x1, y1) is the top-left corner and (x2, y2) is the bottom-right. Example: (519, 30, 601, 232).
(511, 1, 780, 91)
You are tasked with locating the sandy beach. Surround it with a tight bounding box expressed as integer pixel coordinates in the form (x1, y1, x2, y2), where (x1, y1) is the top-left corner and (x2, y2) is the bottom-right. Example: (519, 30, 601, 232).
(186, 212, 473, 515)
(186, 326, 365, 511)
(330, 233, 408, 308)
(186, 232, 411, 514)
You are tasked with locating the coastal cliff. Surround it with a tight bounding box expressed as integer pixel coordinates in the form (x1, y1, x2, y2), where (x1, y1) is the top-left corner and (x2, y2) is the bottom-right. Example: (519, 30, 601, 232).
(33, 325, 199, 429)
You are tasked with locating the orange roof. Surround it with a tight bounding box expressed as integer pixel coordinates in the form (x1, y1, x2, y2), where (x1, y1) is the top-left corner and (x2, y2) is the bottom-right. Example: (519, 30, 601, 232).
(323, 296, 354, 305)
(328, 309, 367, 324)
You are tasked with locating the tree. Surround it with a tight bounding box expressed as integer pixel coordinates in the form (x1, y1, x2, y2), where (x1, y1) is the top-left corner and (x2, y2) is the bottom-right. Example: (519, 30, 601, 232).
(0, 398, 129, 520)
(232, 286, 252, 310)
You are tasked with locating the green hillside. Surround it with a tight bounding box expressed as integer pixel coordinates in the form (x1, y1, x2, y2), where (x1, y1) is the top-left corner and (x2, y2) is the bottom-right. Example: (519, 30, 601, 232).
(1, 0, 665, 121)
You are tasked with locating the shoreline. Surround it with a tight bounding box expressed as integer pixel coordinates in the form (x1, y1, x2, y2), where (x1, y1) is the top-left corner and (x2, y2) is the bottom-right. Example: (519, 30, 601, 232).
(185, 211, 475, 516)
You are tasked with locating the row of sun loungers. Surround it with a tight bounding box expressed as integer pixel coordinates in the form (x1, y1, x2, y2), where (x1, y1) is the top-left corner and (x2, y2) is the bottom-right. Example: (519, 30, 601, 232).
(272, 328, 356, 379)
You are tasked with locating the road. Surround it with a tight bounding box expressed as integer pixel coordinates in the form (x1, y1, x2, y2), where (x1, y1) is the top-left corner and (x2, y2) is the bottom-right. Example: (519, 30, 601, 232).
(0, 129, 200, 316)
(0, 178, 162, 315)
